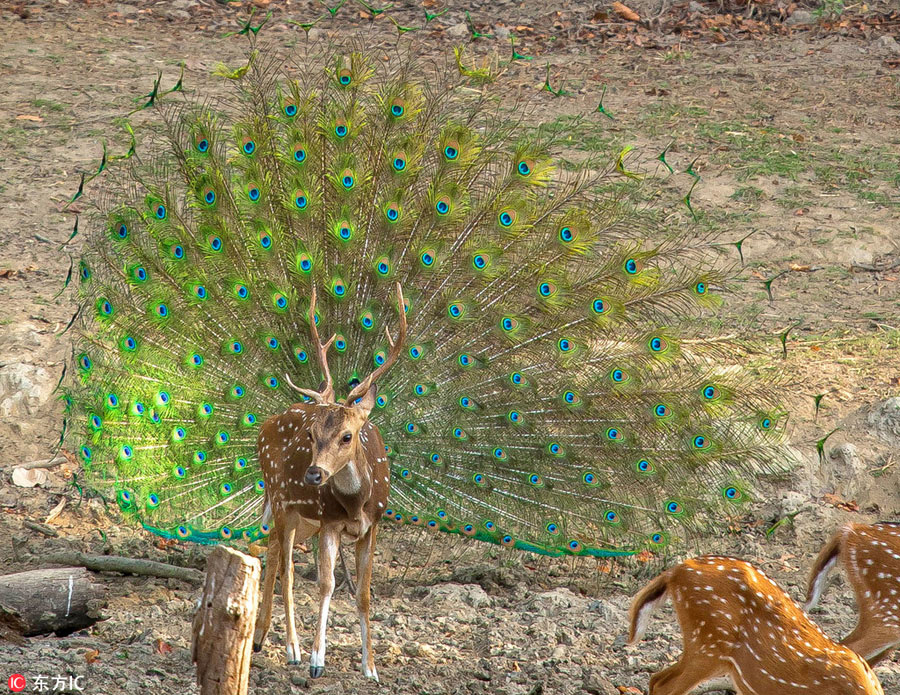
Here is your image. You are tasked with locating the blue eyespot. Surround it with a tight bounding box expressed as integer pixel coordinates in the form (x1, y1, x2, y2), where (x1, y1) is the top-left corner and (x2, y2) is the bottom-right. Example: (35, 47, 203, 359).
(611, 369, 624, 382)
(458, 354, 471, 367)
(421, 251, 434, 266)
(518, 161, 531, 175)
(210, 236, 222, 251)
(436, 200, 450, 215)
(267, 337, 278, 349)
(559, 226, 574, 242)
(605, 511, 619, 523)
(725, 486, 739, 499)
(509, 411, 522, 424)
(391, 104, 404, 116)
(172, 245, 184, 259)
(637, 459, 652, 473)
(284, 103, 297, 117)
(196, 138, 209, 153)
(294, 147, 306, 163)
(695, 281, 706, 294)
(393, 157, 406, 171)
(592, 299, 606, 314)
(242, 140, 256, 155)
(564, 391, 576, 403)
(155, 204, 167, 219)
(339, 226, 351, 240)
(156, 303, 169, 318)
(295, 194, 308, 209)
(473, 254, 487, 269)
(444, 145, 458, 160)
(204, 189, 216, 204)
(558, 338, 572, 352)
(249, 187, 260, 201)
(378, 261, 390, 274)
(116, 223, 128, 239)
(335, 124, 348, 137)
(625, 258, 638, 274)
(342, 174, 354, 188)
(583, 472, 596, 484)
(511, 372, 523, 385)
(386, 207, 399, 221)
(448, 303, 462, 318)
(693, 435, 708, 449)
(539, 282, 552, 296)
(123, 337, 136, 351)
(499, 211, 513, 227)
(703, 385, 718, 399)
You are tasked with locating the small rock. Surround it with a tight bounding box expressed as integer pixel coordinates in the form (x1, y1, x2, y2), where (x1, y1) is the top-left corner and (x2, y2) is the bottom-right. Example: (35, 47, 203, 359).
(875, 35, 900, 54)
(290, 673, 308, 687)
(526, 587, 589, 617)
(447, 22, 468, 37)
(494, 26, 510, 40)
(688, 1, 706, 12)
(779, 490, 810, 516)
(165, 9, 190, 20)
(0, 363, 54, 417)
(582, 668, 618, 695)
(785, 10, 815, 26)
(422, 583, 492, 609)
(867, 397, 900, 443)
(822, 442, 867, 501)
(115, 3, 139, 16)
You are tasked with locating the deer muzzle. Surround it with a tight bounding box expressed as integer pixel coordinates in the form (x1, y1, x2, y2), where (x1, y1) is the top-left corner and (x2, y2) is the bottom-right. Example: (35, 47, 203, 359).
(305, 466, 327, 486)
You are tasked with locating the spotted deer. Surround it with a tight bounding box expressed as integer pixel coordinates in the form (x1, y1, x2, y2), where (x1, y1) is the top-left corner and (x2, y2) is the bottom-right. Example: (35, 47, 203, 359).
(251, 283, 407, 681)
(628, 555, 883, 695)
(806, 522, 900, 667)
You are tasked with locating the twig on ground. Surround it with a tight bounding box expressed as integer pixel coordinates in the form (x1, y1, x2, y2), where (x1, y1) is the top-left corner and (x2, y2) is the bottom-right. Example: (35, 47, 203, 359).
(43, 551, 204, 584)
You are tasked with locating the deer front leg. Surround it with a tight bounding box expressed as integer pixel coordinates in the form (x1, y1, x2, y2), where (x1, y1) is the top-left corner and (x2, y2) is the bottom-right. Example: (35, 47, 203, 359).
(253, 524, 282, 653)
(310, 524, 340, 679)
(356, 523, 378, 681)
(280, 521, 301, 665)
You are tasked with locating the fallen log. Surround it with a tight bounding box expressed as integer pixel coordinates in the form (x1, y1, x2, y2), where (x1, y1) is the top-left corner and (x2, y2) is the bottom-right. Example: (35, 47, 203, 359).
(43, 550, 204, 584)
(192, 546, 260, 695)
(0, 567, 106, 639)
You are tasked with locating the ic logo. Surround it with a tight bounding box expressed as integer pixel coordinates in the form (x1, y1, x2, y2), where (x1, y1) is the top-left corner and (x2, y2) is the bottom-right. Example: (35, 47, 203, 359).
(7, 674, 26, 692)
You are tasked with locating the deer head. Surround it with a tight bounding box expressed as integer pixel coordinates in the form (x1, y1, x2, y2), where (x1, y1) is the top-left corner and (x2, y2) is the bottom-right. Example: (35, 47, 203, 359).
(285, 282, 407, 489)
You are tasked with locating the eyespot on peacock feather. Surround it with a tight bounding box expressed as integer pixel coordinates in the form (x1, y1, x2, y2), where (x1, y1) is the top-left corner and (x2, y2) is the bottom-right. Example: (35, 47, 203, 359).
(60, 40, 794, 555)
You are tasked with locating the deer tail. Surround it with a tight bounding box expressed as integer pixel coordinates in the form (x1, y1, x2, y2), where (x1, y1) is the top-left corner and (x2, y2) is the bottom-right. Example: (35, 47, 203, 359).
(805, 525, 847, 610)
(628, 569, 672, 644)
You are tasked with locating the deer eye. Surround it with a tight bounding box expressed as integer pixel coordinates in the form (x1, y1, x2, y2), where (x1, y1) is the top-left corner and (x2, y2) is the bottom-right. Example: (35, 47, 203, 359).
(307, 432, 313, 441)
(341, 432, 352, 444)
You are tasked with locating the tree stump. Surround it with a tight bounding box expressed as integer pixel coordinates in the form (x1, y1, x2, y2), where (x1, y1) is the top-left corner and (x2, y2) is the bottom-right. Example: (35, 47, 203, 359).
(0, 567, 106, 640)
(192, 546, 261, 695)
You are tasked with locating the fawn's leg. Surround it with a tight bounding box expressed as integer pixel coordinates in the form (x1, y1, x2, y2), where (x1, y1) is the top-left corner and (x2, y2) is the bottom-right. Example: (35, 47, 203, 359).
(843, 620, 900, 667)
(310, 524, 340, 679)
(648, 657, 726, 695)
(356, 523, 378, 681)
(252, 523, 281, 652)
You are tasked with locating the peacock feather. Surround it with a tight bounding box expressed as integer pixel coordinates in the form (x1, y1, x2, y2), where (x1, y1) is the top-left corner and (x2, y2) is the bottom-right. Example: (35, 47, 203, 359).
(61, 42, 790, 557)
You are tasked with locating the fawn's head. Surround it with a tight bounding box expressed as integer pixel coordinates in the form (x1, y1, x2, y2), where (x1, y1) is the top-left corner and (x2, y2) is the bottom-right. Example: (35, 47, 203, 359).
(287, 282, 407, 488)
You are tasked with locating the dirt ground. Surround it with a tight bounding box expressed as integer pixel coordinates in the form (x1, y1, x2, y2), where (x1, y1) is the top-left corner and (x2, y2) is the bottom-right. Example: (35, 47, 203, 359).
(0, 0, 899, 693)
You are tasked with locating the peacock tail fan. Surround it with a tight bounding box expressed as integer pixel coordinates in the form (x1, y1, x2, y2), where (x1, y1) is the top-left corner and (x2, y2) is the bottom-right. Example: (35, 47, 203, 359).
(61, 42, 792, 555)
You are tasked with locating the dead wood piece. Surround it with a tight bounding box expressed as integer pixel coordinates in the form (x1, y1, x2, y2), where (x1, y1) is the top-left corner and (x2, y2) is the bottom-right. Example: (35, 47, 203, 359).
(192, 546, 260, 695)
(43, 551, 204, 584)
(0, 567, 107, 638)
(23, 519, 59, 537)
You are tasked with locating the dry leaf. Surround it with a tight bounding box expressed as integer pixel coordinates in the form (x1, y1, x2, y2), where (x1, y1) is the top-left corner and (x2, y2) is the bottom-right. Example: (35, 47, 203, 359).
(247, 541, 268, 558)
(11, 467, 49, 488)
(84, 649, 100, 664)
(612, 2, 640, 21)
(16, 114, 43, 122)
(45, 497, 67, 524)
(155, 639, 174, 655)
(789, 263, 812, 271)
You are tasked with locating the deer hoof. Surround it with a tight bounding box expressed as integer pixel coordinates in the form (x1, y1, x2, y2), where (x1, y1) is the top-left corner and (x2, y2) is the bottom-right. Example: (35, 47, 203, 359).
(252, 642, 262, 653)
(310, 665, 325, 679)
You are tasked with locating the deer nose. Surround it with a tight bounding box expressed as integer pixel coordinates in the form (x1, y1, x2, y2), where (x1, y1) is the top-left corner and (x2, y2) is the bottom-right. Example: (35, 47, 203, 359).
(305, 466, 324, 486)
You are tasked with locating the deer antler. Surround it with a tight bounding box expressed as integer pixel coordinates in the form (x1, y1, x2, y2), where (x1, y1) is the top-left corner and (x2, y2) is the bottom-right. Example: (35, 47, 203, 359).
(286, 286, 336, 404)
(345, 283, 407, 405)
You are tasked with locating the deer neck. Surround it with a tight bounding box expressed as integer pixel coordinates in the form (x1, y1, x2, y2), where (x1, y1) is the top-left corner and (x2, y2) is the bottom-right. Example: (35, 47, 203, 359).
(330, 440, 371, 499)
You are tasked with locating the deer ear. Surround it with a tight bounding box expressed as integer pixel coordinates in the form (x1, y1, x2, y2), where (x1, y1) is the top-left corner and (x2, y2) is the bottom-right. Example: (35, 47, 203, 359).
(351, 382, 377, 418)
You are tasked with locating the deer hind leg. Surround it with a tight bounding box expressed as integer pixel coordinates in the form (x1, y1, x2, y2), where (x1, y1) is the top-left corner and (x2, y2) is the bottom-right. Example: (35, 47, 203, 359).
(356, 523, 378, 681)
(843, 621, 900, 667)
(648, 656, 728, 695)
(310, 524, 340, 679)
(253, 522, 282, 653)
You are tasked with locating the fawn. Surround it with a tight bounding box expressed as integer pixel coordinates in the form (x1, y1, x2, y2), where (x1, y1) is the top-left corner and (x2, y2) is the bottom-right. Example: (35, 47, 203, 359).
(629, 555, 883, 695)
(806, 522, 900, 666)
